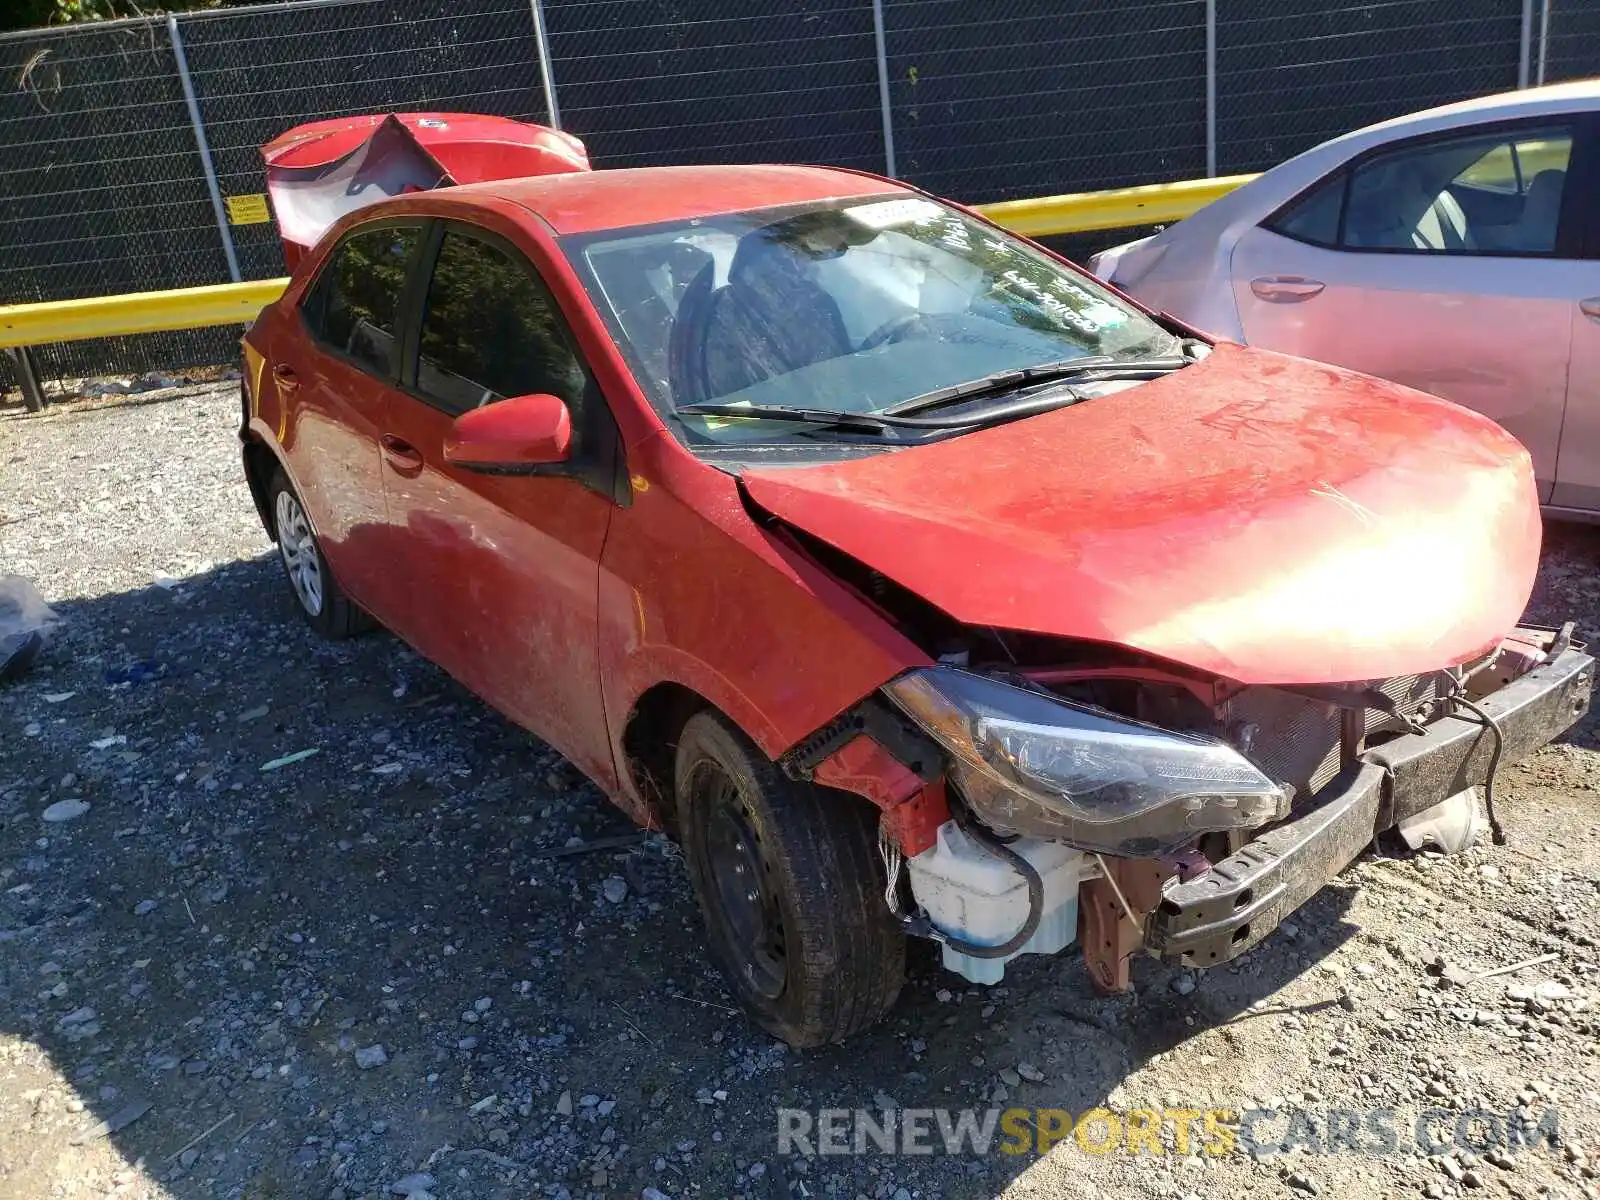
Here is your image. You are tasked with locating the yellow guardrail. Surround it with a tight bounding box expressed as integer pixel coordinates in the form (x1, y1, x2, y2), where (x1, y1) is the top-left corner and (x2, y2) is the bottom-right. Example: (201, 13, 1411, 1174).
(0, 278, 289, 351)
(981, 172, 1257, 237)
(0, 172, 1259, 352)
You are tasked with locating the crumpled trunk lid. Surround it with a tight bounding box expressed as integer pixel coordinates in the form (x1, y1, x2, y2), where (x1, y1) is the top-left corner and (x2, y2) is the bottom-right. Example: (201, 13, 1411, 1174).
(261, 113, 589, 269)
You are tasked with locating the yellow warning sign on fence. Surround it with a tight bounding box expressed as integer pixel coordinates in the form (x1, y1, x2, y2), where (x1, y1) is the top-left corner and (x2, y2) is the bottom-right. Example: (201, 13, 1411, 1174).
(225, 194, 271, 225)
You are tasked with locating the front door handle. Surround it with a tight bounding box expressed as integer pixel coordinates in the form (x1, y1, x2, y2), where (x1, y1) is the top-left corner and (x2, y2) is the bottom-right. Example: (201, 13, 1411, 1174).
(1580, 298, 1600, 321)
(380, 434, 425, 474)
(272, 363, 300, 392)
(1250, 276, 1326, 302)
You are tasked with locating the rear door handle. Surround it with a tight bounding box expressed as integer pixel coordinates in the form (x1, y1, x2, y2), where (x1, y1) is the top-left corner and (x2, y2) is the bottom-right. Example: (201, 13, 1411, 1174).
(380, 434, 425, 474)
(1580, 298, 1600, 321)
(272, 364, 300, 391)
(1250, 276, 1326, 302)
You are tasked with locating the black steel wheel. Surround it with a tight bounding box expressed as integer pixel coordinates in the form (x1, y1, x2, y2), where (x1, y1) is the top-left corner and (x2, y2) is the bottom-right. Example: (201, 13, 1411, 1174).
(675, 710, 905, 1047)
(702, 771, 788, 999)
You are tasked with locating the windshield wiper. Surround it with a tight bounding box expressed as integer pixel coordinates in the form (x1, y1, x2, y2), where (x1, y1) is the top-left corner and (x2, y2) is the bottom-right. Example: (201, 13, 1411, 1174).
(673, 351, 1194, 437)
(673, 402, 973, 433)
(883, 353, 1189, 418)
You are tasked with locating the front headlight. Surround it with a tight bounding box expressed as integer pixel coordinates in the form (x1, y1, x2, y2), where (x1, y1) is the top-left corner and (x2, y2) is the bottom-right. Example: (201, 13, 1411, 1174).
(884, 667, 1288, 857)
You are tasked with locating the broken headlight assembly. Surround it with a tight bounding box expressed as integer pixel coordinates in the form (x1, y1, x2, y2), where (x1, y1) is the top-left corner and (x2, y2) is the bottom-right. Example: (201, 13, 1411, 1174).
(883, 667, 1290, 856)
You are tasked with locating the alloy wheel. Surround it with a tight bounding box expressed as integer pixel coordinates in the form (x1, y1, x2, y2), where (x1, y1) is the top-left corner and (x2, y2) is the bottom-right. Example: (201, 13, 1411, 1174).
(274, 489, 325, 617)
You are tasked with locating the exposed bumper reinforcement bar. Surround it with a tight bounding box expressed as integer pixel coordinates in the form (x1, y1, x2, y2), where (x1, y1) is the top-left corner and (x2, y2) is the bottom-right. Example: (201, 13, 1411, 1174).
(1146, 646, 1594, 969)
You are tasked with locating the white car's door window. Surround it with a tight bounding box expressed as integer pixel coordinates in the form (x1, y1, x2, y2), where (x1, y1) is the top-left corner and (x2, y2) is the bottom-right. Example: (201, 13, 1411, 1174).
(1271, 173, 1344, 247)
(1269, 125, 1574, 256)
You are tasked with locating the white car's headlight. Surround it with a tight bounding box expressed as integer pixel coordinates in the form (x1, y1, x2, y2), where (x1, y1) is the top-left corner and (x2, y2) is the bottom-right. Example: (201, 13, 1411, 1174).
(884, 667, 1288, 856)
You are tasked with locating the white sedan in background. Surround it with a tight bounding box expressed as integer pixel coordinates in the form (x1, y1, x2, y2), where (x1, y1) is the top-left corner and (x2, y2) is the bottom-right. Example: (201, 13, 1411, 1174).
(1089, 81, 1600, 518)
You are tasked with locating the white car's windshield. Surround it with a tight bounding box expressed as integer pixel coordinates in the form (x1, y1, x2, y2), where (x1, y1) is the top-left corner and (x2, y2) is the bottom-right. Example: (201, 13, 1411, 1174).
(566, 195, 1177, 443)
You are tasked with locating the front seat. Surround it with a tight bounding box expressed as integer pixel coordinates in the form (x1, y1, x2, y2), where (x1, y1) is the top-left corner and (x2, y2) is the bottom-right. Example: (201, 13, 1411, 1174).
(667, 261, 716, 406)
(698, 231, 853, 398)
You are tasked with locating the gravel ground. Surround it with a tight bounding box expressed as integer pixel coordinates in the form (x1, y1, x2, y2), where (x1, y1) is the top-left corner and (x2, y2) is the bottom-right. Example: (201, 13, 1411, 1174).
(1, 382, 1598, 1200)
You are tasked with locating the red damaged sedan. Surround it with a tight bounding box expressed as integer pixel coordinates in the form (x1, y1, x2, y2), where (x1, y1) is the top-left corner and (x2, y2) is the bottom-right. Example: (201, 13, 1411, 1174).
(240, 118, 1593, 1046)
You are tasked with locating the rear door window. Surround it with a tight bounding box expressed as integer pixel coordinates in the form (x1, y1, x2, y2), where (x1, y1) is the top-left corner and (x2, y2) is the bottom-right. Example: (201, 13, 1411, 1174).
(1345, 127, 1571, 253)
(1265, 124, 1575, 257)
(414, 227, 590, 418)
(303, 224, 421, 376)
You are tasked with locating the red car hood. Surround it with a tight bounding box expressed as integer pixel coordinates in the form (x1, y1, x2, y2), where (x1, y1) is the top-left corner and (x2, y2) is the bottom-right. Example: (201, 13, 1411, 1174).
(742, 345, 1541, 685)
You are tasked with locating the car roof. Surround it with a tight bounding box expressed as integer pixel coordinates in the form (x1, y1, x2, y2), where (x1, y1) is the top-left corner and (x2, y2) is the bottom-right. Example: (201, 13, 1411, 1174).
(1360, 78, 1600, 136)
(445, 163, 906, 235)
(1265, 80, 1600, 188)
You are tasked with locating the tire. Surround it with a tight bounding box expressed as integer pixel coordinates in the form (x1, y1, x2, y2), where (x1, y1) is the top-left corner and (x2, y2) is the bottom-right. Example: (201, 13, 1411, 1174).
(267, 471, 372, 639)
(675, 710, 905, 1047)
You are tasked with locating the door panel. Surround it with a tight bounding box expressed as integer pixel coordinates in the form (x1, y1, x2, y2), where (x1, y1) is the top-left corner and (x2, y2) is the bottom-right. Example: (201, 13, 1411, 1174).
(279, 221, 424, 622)
(379, 399, 615, 785)
(376, 221, 617, 786)
(1231, 226, 1580, 500)
(1552, 306, 1600, 510)
(279, 342, 397, 617)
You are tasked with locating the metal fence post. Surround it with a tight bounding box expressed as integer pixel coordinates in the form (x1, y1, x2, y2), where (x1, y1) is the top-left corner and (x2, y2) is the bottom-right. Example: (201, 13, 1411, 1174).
(1537, 0, 1552, 84)
(1519, 0, 1534, 86)
(168, 14, 241, 284)
(6, 348, 47, 413)
(872, 0, 897, 178)
(529, 0, 561, 129)
(1204, 0, 1217, 178)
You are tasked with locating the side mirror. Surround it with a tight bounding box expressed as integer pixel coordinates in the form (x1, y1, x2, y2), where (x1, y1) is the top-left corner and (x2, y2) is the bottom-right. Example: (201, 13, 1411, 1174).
(443, 393, 572, 472)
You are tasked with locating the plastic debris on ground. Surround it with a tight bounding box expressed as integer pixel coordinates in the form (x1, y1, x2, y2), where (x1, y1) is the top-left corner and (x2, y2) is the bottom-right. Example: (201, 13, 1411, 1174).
(261, 748, 320, 771)
(0, 575, 57, 683)
(104, 659, 168, 687)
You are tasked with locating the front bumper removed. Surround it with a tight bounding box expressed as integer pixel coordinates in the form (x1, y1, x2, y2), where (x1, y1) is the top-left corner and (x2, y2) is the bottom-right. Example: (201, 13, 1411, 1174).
(1146, 645, 1593, 969)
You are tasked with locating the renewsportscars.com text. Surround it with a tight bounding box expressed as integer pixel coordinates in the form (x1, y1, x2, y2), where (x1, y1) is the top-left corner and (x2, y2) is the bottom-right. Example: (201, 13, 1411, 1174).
(776, 1105, 1561, 1159)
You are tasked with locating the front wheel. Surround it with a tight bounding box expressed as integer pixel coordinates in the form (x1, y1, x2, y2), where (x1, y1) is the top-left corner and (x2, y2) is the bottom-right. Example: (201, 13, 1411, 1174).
(675, 710, 905, 1047)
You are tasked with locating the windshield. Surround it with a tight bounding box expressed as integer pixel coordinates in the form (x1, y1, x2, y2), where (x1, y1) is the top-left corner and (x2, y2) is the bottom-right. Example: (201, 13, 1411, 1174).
(563, 195, 1177, 446)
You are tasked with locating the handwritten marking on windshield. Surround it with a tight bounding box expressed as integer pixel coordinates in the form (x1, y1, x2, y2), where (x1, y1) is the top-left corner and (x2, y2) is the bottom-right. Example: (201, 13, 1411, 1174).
(998, 270, 1125, 335)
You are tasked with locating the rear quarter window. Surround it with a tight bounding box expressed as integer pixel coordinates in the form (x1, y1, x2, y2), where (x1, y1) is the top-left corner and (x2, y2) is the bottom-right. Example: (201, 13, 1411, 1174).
(1265, 172, 1346, 247)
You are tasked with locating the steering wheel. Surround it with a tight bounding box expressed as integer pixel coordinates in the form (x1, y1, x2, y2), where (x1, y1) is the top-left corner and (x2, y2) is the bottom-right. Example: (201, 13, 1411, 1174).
(856, 312, 924, 351)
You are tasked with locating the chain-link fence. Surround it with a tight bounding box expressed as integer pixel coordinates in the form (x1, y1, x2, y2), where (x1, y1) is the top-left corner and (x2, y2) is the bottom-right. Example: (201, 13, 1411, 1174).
(183, 0, 553, 284)
(549, 0, 885, 171)
(1215, 0, 1526, 174)
(4, 0, 1600, 392)
(0, 20, 235, 383)
(884, 0, 1208, 203)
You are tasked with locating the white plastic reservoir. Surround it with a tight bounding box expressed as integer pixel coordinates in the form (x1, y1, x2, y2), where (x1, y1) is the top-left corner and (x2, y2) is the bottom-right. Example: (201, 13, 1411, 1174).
(905, 820, 1093, 985)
